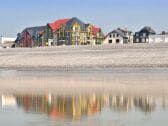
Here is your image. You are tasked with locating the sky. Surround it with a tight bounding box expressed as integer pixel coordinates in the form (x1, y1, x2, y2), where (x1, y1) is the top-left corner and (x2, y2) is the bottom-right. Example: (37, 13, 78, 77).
(0, 0, 168, 37)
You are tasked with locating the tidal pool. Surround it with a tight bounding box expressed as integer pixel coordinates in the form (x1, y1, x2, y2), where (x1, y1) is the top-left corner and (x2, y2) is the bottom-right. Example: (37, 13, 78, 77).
(0, 93, 168, 126)
(0, 67, 168, 126)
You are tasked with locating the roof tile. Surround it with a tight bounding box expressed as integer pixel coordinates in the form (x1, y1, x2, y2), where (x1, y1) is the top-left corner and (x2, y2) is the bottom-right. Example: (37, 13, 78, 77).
(48, 19, 70, 32)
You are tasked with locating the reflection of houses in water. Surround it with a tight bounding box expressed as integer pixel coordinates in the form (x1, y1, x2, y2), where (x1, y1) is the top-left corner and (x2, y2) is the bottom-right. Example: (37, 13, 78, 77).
(1, 94, 17, 108)
(15, 94, 103, 120)
(109, 95, 134, 112)
(16, 94, 50, 113)
(9, 93, 168, 120)
(109, 95, 156, 113)
(47, 94, 102, 120)
(134, 96, 155, 112)
(161, 96, 168, 109)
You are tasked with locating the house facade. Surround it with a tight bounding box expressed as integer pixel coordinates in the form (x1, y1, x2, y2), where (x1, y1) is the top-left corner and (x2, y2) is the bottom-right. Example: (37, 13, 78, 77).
(0, 36, 16, 44)
(85, 24, 104, 45)
(134, 26, 156, 43)
(103, 28, 133, 44)
(149, 34, 168, 43)
(16, 26, 45, 47)
(43, 18, 70, 46)
(43, 17, 104, 46)
(0, 36, 16, 48)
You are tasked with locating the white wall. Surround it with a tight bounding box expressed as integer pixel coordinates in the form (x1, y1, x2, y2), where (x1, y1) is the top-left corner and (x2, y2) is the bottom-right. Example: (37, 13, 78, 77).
(103, 33, 124, 44)
(0, 37, 16, 44)
(149, 35, 168, 43)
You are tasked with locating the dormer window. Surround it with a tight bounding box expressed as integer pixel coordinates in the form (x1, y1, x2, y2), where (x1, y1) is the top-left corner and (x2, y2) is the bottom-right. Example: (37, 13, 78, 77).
(75, 27, 79, 31)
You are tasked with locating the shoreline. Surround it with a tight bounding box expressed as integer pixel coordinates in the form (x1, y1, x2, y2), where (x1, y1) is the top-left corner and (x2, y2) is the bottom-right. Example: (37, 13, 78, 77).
(0, 44, 168, 96)
(0, 71, 168, 96)
(0, 66, 168, 96)
(1, 64, 168, 70)
(1, 66, 168, 74)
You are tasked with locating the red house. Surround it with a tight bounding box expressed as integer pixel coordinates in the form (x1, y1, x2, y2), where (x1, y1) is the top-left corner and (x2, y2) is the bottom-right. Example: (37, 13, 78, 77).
(16, 26, 45, 47)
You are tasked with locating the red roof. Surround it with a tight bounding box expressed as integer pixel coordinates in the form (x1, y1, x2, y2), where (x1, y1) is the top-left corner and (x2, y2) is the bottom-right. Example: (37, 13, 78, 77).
(48, 18, 70, 32)
(92, 25, 100, 37)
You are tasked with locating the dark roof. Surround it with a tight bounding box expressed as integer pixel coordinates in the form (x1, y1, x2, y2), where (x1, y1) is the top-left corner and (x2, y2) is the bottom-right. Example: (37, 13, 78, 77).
(140, 26, 156, 34)
(85, 24, 90, 27)
(107, 29, 127, 38)
(15, 26, 45, 43)
(65, 17, 86, 31)
(117, 28, 132, 34)
(160, 31, 168, 35)
(22, 26, 45, 38)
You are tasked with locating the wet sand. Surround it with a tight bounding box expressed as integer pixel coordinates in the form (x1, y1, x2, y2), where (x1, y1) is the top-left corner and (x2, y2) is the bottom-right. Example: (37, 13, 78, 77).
(0, 68, 168, 97)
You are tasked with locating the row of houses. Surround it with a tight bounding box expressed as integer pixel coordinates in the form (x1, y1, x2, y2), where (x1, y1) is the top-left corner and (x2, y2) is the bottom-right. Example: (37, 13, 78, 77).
(104, 26, 168, 44)
(15, 17, 104, 47)
(15, 17, 168, 47)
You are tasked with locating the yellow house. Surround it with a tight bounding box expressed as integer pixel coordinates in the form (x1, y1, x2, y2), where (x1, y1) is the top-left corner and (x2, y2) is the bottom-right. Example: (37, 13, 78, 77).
(44, 17, 104, 46)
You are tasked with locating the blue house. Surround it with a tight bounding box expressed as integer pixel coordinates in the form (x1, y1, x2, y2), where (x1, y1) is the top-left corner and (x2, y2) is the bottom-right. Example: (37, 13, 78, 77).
(134, 26, 156, 43)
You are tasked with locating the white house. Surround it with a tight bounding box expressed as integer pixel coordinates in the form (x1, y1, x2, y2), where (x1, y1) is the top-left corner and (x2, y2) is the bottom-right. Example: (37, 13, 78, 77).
(149, 34, 168, 43)
(103, 28, 133, 44)
(1, 94, 17, 108)
(0, 36, 16, 44)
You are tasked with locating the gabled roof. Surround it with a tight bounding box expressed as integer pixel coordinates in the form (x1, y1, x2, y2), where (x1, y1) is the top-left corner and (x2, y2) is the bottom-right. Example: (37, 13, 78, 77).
(65, 17, 86, 31)
(48, 18, 70, 32)
(92, 25, 101, 36)
(47, 17, 103, 36)
(16, 26, 45, 43)
(117, 28, 132, 34)
(160, 31, 168, 35)
(106, 29, 127, 39)
(85, 24, 101, 36)
(140, 26, 156, 34)
(113, 29, 127, 38)
(23, 26, 45, 38)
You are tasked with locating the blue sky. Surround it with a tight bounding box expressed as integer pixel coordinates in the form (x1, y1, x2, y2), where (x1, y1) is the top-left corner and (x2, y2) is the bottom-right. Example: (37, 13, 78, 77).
(1, 0, 168, 37)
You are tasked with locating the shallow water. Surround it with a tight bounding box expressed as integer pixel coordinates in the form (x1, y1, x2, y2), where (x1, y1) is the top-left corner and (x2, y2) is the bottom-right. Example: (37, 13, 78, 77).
(0, 93, 168, 126)
(0, 68, 168, 126)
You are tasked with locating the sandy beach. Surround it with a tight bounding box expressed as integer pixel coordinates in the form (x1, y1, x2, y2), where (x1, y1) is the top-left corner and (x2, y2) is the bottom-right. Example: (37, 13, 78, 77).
(0, 43, 168, 96)
(1, 43, 168, 126)
(0, 43, 168, 69)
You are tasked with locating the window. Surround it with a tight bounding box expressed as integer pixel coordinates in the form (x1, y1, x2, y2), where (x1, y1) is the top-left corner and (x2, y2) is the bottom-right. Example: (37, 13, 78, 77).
(75, 27, 79, 31)
(136, 38, 139, 42)
(113, 34, 115, 38)
(142, 38, 145, 43)
(117, 34, 119, 37)
(109, 40, 112, 43)
(116, 39, 120, 43)
(109, 34, 112, 38)
(143, 33, 146, 37)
